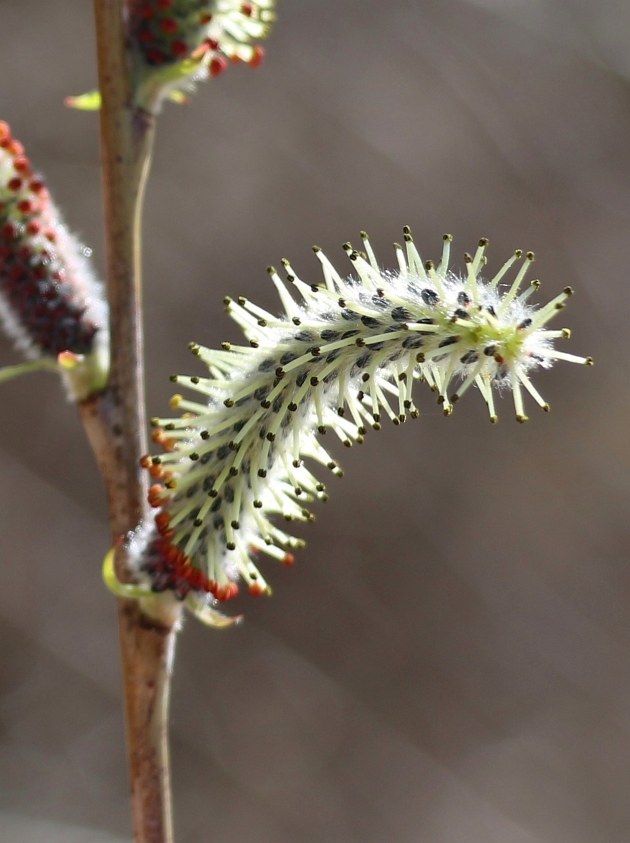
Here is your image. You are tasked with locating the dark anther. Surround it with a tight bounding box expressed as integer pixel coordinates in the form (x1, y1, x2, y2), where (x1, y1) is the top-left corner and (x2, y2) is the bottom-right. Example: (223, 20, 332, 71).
(372, 294, 388, 309)
(361, 315, 380, 328)
(391, 306, 413, 322)
(402, 336, 424, 349)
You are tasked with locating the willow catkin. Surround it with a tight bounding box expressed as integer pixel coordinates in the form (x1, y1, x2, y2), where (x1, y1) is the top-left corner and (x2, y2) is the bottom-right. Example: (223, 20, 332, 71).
(129, 229, 591, 623)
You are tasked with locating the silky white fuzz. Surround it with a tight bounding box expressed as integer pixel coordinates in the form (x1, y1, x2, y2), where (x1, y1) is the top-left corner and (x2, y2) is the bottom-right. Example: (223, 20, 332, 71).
(130, 229, 591, 623)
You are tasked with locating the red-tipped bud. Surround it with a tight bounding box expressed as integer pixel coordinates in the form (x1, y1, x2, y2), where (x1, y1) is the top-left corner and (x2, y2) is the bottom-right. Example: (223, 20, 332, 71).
(0, 123, 108, 397)
(127, 1, 277, 111)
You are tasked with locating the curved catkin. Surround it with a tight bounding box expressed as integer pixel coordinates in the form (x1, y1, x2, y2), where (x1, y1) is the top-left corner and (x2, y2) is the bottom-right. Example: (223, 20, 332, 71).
(130, 229, 591, 622)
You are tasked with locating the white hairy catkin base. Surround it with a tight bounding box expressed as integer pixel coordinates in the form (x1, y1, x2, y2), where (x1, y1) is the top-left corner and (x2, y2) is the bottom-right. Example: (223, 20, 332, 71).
(131, 229, 591, 621)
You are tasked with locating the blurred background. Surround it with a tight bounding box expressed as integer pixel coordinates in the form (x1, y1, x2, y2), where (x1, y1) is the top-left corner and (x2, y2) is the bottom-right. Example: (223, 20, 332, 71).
(1, 0, 629, 840)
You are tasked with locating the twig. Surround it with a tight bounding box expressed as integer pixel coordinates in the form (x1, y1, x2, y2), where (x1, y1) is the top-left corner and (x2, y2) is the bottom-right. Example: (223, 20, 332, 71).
(82, 3, 182, 841)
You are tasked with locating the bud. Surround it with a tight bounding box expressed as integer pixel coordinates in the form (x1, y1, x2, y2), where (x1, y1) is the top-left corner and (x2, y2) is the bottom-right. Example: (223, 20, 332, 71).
(130, 229, 591, 623)
(127, 0, 277, 111)
(0, 122, 108, 398)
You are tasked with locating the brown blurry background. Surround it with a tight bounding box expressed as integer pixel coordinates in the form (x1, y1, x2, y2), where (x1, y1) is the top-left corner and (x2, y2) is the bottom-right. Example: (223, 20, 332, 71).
(1, 1, 629, 840)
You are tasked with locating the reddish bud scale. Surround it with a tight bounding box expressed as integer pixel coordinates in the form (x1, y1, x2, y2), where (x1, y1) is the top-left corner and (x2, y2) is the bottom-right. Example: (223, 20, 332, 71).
(0, 123, 103, 359)
(139, 531, 240, 601)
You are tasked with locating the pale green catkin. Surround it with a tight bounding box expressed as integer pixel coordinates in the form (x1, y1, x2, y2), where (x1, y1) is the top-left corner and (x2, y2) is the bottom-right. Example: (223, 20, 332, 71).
(130, 229, 591, 625)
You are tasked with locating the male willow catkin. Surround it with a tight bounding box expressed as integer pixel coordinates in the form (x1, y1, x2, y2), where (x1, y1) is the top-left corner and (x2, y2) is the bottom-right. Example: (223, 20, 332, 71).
(128, 228, 591, 624)
(127, 0, 276, 111)
(0, 121, 108, 398)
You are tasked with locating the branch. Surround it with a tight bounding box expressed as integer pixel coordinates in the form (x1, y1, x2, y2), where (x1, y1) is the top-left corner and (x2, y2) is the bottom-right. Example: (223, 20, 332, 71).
(84, 3, 182, 841)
